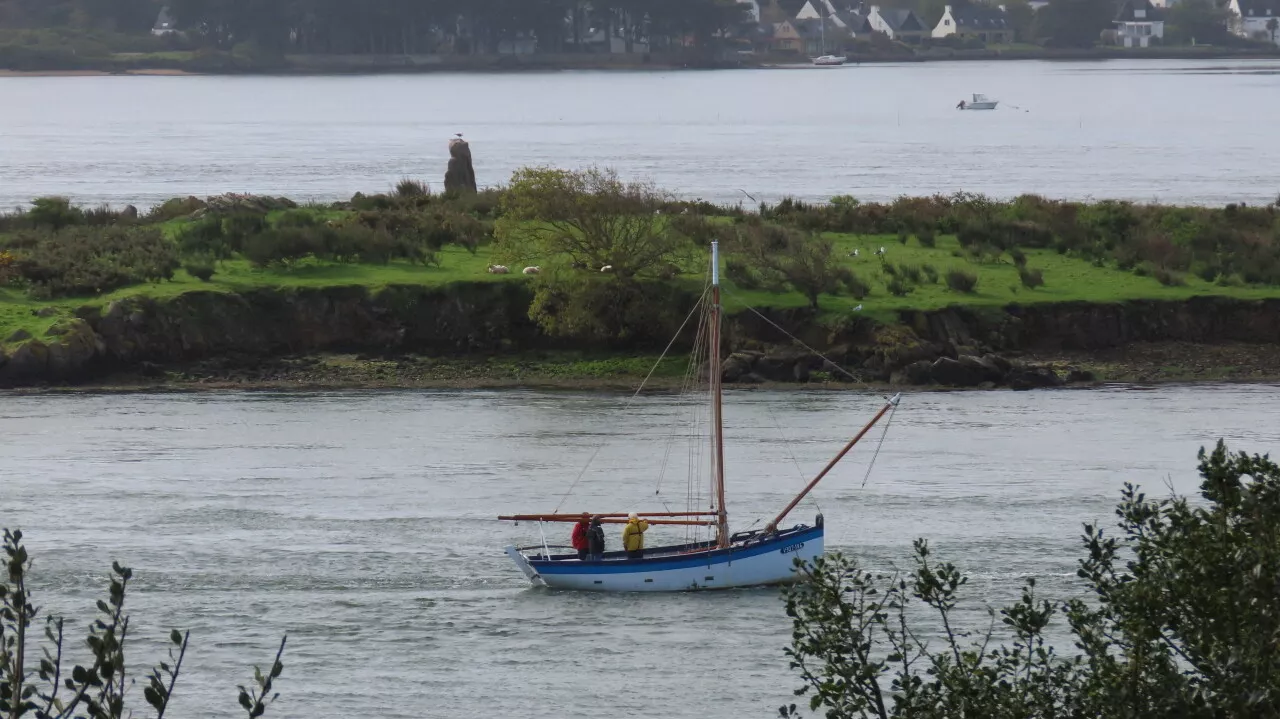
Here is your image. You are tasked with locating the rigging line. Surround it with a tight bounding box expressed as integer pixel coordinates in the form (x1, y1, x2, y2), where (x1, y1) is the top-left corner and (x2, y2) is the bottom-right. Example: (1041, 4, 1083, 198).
(553, 284, 711, 513)
(860, 401, 898, 490)
(767, 405, 823, 517)
(722, 288, 884, 395)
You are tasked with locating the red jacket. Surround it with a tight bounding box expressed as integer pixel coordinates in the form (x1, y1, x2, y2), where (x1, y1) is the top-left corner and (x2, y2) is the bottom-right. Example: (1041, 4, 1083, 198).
(571, 521, 590, 551)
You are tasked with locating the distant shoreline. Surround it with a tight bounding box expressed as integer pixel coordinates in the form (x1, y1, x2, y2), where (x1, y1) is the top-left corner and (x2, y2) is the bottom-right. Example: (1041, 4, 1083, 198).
(3, 46, 1280, 78)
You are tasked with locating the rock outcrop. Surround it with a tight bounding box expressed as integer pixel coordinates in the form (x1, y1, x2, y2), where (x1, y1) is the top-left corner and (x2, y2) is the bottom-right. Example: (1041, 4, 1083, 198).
(1, 292, 1277, 389)
(444, 138, 477, 194)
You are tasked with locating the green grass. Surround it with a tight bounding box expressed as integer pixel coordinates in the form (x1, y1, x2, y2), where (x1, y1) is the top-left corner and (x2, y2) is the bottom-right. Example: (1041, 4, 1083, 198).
(4, 229, 1280, 351)
(721, 233, 1280, 323)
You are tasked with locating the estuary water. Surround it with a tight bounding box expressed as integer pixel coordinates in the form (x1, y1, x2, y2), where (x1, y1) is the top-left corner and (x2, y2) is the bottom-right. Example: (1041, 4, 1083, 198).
(2, 59, 1280, 208)
(1, 384, 1278, 717)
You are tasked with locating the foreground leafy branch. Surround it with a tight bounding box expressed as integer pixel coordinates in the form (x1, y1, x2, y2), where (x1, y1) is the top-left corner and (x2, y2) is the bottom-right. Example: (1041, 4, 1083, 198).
(0, 530, 288, 719)
(782, 440, 1280, 718)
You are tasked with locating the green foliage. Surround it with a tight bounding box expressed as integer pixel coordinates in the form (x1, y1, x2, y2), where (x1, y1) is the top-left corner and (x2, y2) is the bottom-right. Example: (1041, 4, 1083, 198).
(1, 528, 288, 719)
(916, 227, 937, 248)
(495, 166, 691, 278)
(184, 258, 216, 282)
(3, 226, 179, 298)
(27, 197, 83, 232)
(527, 272, 695, 346)
(782, 441, 1280, 718)
(726, 223, 858, 309)
(395, 178, 429, 198)
(1165, 0, 1234, 44)
(1018, 266, 1045, 289)
(945, 268, 979, 294)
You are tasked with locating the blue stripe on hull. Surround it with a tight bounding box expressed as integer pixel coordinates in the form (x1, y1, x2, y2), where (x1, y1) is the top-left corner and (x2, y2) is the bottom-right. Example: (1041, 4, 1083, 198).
(530, 525, 823, 576)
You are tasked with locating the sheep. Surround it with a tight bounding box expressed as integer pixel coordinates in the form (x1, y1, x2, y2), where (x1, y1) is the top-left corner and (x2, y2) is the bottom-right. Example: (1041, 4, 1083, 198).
(487, 265, 510, 274)
(600, 265, 614, 273)
(522, 266, 541, 275)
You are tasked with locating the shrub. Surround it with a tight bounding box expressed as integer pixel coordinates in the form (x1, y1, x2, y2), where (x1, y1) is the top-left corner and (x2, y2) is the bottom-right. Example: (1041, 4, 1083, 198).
(945, 268, 979, 294)
(28, 196, 82, 230)
(147, 195, 206, 222)
(886, 277, 913, 296)
(396, 177, 430, 198)
(1152, 266, 1186, 286)
(1019, 266, 1045, 289)
(846, 271, 870, 300)
(9, 226, 179, 297)
(897, 229, 910, 245)
(242, 227, 323, 267)
(921, 264, 939, 284)
(184, 257, 216, 282)
(1009, 247, 1028, 266)
(917, 226, 937, 248)
(177, 216, 229, 259)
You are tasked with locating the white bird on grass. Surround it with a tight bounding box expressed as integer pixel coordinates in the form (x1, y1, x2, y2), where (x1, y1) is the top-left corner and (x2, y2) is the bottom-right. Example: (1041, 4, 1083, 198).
(853, 305, 863, 312)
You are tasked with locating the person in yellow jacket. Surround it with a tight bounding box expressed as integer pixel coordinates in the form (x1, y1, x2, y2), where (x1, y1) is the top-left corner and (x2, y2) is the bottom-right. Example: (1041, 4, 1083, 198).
(621, 512, 650, 559)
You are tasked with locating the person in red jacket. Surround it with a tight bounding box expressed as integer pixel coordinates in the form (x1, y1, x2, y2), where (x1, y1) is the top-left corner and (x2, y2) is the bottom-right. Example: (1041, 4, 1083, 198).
(571, 513, 591, 560)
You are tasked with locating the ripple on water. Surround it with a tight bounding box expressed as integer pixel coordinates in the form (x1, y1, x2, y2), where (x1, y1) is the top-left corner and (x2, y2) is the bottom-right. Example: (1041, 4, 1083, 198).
(3, 385, 1278, 717)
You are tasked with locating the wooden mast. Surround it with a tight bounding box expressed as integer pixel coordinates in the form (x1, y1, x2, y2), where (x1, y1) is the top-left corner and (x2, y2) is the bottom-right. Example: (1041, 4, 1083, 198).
(710, 240, 729, 547)
(764, 393, 901, 533)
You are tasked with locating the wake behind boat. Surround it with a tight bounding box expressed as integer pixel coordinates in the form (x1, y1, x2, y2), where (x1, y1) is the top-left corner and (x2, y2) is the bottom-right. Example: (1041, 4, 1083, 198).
(498, 242, 901, 592)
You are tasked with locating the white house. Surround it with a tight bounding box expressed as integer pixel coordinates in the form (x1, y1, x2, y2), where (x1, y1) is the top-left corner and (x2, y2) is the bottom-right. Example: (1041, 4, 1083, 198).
(1227, 0, 1280, 45)
(796, 0, 839, 19)
(151, 6, 178, 36)
(1114, 0, 1165, 47)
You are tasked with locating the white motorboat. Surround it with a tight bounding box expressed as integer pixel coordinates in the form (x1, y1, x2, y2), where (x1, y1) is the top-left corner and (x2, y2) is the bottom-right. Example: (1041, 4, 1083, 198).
(812, 55, 847, 66)
(959, 93, 998, 110)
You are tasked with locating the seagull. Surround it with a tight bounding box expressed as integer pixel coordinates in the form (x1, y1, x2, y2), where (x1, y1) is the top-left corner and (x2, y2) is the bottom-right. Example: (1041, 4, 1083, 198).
(454, 133, 464, 138)
(853, 305, 863, 312)
(852, 248, 859, 257)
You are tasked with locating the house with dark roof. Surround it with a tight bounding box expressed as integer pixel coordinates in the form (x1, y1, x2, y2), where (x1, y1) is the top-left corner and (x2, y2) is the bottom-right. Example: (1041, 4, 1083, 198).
(792, 17, 854, 53)
(932, 4, 1014, 44)
(867, 5, 929, 42)
(1113, 0, 1164, 47)
(1227, 0, 1280, 45)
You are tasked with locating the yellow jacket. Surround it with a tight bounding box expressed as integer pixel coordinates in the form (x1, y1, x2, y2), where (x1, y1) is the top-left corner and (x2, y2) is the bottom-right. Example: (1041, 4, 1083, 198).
(622, 519, 650, 552)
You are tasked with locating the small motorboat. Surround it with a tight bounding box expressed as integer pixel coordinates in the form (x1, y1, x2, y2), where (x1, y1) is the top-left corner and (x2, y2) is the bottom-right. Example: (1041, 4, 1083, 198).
(958, 93, 998, 110)
(812, 55, 847, 66)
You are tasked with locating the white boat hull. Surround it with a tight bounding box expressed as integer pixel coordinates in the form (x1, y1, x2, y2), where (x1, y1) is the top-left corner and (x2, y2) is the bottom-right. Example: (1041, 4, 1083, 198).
(964, 102, 998, 110)
(506, 525, 823, 592)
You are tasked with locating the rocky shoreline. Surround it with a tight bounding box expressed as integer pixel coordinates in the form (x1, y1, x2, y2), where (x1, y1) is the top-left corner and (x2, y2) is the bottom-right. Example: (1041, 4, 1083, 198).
(2, 286, 1278, 392)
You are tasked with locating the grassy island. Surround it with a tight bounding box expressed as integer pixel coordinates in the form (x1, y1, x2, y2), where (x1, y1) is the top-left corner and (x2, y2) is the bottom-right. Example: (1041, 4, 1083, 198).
(2, 173, 1279, 389)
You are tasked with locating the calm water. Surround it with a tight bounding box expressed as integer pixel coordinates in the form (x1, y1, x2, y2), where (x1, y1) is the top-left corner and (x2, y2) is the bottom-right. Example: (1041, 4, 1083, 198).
(1, 385, 1278, 717)
(2, 59, 1280, 209)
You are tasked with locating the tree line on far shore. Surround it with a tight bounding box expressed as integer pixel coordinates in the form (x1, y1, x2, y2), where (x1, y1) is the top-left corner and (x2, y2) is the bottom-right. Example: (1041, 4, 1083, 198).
(0, 0, 753, 56)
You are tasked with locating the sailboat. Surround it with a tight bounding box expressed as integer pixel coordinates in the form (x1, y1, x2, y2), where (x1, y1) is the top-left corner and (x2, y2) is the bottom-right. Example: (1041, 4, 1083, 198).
(498, 241, 900, 592)
(811, 15, 847, 66)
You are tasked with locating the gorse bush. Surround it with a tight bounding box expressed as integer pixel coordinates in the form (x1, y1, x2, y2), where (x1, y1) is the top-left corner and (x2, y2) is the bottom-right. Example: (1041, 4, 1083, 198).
(0, 529, 288, 719)
(1018, 266, 1045, 289)
(945, 269, 979, 294)
(3, 226, 179, 298)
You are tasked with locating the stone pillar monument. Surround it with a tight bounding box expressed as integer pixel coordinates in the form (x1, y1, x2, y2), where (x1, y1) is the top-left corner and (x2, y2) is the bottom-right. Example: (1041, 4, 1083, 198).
(444, 137, 477, 194)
